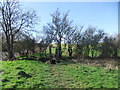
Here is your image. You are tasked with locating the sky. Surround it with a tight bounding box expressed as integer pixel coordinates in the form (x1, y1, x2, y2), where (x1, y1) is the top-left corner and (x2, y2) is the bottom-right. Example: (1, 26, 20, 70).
(21, 2, 118, 36)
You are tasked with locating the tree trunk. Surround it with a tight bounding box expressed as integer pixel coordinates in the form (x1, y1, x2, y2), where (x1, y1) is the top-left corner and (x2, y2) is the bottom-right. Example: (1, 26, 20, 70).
(26, 49, 29, 58)
(6, 35, 15, 60)
(69, 49, 72, 58)
(49, 45, 52, 57)
(8, 49, 14, 60)
(58, 43, 62, 59)
(55, 47, 58, 58)
(113, 47, 118, 58)
(7, 42, 14, 60)
(32, 48, 35, 54)
(76, 44, 79, 59)
(84, 46, 90, 58)
(91, 49, 94, 58)
(68, 43, 72, 58)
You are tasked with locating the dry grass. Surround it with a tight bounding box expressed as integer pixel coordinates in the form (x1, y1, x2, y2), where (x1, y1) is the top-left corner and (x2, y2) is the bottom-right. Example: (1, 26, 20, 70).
(71, 59, 118, 70)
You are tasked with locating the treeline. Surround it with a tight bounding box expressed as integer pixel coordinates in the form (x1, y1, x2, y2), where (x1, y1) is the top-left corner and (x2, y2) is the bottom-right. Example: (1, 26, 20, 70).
(1, 0, 120, 60)
(42, 9, 120, 60)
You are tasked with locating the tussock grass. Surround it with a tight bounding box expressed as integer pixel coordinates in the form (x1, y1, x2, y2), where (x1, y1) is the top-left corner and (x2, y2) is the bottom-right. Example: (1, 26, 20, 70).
(71, 59, 118, 70)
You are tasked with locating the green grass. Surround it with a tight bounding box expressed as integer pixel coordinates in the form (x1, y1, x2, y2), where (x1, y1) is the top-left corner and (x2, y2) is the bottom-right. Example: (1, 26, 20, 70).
(1, 60, 50, 88)
(1, 60, 118, 88)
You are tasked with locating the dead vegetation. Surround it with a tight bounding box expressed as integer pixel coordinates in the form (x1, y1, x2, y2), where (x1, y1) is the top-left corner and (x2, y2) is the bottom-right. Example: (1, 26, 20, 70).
(71, 59, 118, 70)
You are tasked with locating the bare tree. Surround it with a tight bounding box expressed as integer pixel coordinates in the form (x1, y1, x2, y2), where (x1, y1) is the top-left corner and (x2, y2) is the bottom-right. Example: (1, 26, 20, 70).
(72, 26, 84, 58)
(43, 9, 73, 60)
(81, 26, 105, 58)
(100, 35, 114, 58)
(0, 0, 37, 60)
(66, 26, 83, 58)
(38, 35, 52, 58)
(14, 34, 36, 57)
(110, 34, 120, 58)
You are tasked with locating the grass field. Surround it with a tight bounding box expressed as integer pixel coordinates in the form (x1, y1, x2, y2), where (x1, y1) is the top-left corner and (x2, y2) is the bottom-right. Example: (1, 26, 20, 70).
(1, 60, 118, 88)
